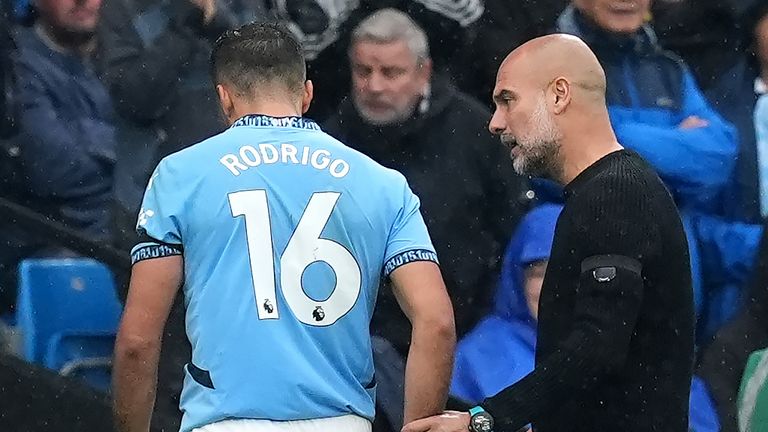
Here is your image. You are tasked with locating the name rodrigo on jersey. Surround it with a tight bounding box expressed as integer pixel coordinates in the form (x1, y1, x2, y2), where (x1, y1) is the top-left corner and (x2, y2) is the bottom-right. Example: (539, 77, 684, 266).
(219, 143, 350, 178)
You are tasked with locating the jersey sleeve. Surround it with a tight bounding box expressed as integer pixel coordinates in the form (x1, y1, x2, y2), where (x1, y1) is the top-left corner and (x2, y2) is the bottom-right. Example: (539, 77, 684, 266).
(130, 160, 184, 265)
(382, 180, 439, 277)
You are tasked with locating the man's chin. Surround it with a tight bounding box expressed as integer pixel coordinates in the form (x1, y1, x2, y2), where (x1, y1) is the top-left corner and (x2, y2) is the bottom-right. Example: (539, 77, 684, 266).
(356, 108, 398, 126)
(513, 156, 549, 178)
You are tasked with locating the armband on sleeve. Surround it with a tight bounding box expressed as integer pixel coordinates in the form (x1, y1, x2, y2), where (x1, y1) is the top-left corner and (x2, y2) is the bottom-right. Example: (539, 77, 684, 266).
(131, 234, 183, 265)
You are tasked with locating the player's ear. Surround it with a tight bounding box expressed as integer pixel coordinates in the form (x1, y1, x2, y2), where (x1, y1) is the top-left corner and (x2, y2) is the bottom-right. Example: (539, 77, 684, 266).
(216, 84, 236, 123)
(551, 77, 571, 115)
(301, 80, 314, 115)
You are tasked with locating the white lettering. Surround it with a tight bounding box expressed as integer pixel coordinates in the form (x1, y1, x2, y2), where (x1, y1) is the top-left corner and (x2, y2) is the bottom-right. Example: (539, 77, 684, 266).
(239, 145, 261, 166)
(220, 154, 247, 176)
(260, 143, 279, 163)
(220, 145, 350, 179)
(329, 159, 350, 178)
(281, 143, 299, 164)
(311, 149, 331, 170)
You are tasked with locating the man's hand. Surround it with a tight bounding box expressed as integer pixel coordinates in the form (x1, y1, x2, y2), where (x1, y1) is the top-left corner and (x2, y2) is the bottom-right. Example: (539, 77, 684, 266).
(189, 0, 216, 24)
(678, 115, 709, 130)
(401, 411, 470, 432)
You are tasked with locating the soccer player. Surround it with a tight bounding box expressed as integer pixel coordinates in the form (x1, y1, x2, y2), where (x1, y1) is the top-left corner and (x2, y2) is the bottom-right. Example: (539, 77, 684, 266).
(112, 22, 456, 432)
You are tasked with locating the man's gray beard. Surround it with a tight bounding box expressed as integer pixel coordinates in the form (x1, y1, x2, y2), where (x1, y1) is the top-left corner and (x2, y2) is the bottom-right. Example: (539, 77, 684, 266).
(512, 139, 561, 179)
(353, 96, 418, 127)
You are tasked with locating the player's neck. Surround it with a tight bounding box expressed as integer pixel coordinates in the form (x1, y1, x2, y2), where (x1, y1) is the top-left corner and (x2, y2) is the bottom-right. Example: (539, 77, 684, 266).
(228, 101, 304, 124)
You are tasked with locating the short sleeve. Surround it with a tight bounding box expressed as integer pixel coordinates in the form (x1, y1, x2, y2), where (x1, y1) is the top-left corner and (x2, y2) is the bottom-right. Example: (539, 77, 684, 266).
(382, 181, 439, 277)
(131, 160, 184, 264)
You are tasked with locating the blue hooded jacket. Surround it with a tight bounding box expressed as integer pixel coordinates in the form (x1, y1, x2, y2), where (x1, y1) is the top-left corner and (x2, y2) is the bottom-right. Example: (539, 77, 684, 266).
(450, 204, 721, 431)
(450, 204, 560, 403)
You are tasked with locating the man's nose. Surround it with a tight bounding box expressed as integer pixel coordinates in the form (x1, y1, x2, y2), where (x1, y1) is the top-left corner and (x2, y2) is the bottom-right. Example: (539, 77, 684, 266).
(488, 109, 505, 135)
(366, 72, 385, 93)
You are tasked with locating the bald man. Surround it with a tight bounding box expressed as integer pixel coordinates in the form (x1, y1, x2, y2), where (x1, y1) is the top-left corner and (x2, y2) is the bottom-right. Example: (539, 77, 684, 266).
(402, 35, 695, 432)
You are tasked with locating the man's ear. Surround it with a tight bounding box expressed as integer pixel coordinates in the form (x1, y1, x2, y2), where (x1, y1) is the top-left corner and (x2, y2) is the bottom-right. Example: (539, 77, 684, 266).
(551, 77, 571, 115)
(216, 84, 236, 123)
(301, 80, 314, 114)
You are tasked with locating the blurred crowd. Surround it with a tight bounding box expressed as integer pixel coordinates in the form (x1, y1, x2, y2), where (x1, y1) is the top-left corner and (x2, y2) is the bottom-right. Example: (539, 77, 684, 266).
(1, 0, 768, 431)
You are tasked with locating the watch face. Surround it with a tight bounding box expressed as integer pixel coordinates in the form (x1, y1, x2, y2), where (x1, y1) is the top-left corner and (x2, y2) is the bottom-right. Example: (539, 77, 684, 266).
(471, 412, 494, 432)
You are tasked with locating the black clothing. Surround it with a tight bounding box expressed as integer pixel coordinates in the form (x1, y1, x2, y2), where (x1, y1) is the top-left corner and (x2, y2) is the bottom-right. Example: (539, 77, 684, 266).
(482, 150, 695, 432)
(0, 352, 113, 431)
(323, 79, 530, 354)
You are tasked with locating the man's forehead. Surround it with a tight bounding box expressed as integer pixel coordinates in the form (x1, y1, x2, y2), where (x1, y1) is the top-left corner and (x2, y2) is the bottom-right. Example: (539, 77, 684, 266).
(494, 64, 527, 94)
(352, 39, 418, 64)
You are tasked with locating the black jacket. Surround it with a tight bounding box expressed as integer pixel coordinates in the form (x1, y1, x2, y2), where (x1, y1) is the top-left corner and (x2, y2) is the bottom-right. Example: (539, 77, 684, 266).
(324, 79, 530, 354)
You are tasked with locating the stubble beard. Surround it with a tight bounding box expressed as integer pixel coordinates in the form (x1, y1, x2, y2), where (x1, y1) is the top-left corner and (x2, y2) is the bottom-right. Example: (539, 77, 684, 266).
(510, 97, 563, 180)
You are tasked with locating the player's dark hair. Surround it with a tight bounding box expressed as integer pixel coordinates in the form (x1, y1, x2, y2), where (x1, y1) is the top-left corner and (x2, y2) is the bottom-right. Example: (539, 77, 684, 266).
(211, 22, 306, 97)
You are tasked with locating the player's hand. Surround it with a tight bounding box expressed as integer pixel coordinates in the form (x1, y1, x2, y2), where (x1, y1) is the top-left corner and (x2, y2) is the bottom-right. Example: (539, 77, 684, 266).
(678, 115, 709, 130)
(189, 0, 216, 24)
(401, 411, 470, 432)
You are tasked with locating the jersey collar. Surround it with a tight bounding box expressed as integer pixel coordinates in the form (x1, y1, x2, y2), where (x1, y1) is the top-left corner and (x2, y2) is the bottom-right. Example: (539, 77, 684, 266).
(230, 114, 321, 131)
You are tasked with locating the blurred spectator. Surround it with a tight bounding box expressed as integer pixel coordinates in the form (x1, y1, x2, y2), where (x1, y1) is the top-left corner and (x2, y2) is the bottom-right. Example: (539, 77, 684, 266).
(450, 204, 562, 403)
(698, 222, 768, 432)
(12, 0, 114, 238)
(450, 204, 721, 432)
(0, 0, 116, 311)
(654, 0, 764, 222)
(324, 8, 530, 358)
(278, 0, 484, 122)
(652, 0, 757, 93)
(555, 0, 737, 213)
(97, 0, 269, 254)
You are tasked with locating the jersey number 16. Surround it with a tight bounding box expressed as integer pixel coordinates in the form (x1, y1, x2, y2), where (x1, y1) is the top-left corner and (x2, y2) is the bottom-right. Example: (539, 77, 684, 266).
(228, 190, 362, 327)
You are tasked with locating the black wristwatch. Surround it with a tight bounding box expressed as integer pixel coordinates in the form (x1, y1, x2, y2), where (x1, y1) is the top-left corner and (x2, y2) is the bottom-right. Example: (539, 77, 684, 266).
(468, 406, 494, 432)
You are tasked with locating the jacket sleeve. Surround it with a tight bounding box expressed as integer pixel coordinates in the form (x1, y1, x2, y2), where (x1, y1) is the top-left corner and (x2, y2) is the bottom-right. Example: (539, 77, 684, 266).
(612, 69, 738, 210)
(97, 0, 227, 123)
(14, 59, 113, 199)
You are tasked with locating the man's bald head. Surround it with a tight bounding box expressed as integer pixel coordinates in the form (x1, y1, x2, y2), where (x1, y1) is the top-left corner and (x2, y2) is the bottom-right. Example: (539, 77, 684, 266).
(498, 34, 606, 104)
(488, 34, 612, 181)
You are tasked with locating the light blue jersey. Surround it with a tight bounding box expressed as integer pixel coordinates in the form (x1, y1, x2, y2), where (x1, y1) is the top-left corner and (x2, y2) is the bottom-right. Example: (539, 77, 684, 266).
(131, 115, 438, 432)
